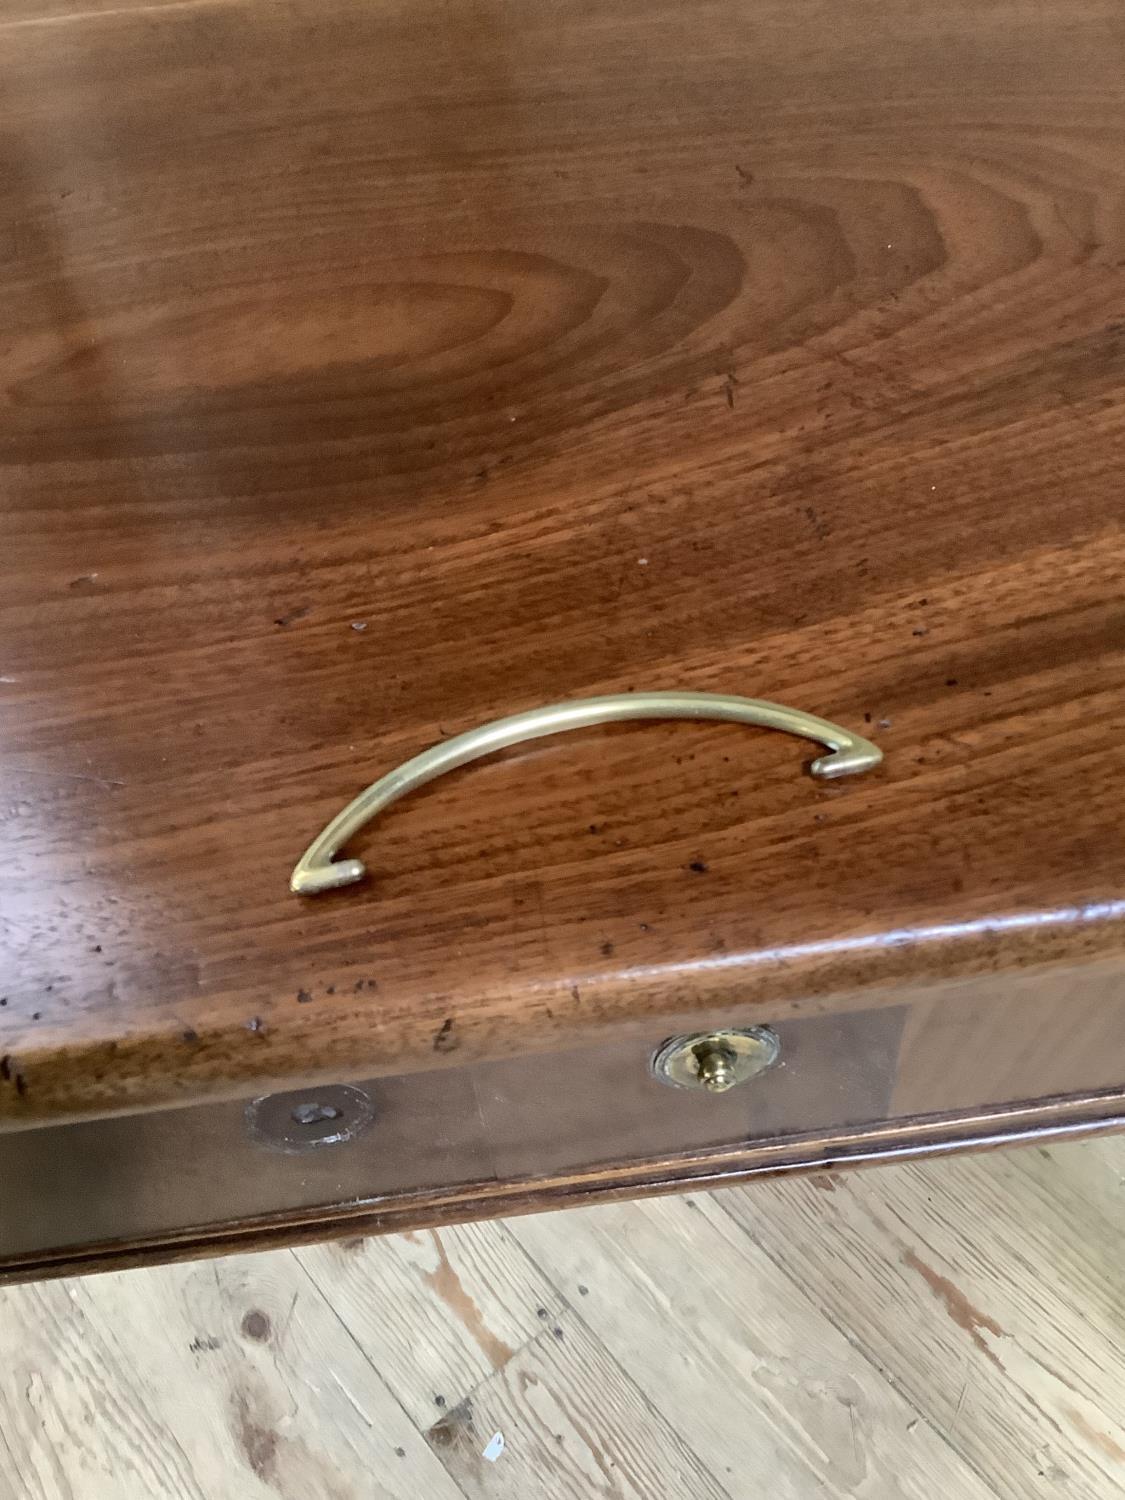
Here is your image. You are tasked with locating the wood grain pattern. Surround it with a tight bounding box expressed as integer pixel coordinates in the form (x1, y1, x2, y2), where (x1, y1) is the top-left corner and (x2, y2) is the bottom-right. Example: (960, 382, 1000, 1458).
(513, 1196, 999, 1499)
(723, 1146, 1125, 1498)
(295, 1224, 561, 1430)
(0, 1247, 464, 1500)
(891, 959, 1125, 1114)
(2, 0, 1124, 1122)
(419, 1316, 731, 1500)
(298, 1226, 728, 1500)
(7, 1136, 1124, 1499)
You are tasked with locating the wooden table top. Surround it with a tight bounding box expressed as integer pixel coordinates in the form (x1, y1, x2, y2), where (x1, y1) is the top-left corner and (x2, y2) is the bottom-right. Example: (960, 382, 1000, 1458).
(3, 0, 1124, 1125)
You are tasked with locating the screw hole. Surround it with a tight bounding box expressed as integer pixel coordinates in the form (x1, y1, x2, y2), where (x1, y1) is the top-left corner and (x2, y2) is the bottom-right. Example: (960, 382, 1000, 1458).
(291, 1102, 343, 1126)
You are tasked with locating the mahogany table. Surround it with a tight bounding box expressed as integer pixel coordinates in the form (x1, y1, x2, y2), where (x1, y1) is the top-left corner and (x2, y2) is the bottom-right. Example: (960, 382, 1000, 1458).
(2, 0, 1124, 1280)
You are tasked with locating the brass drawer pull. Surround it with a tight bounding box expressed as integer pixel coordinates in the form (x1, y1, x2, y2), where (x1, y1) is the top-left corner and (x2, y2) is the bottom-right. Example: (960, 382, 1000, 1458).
(290, 692, 882, 895)
(652, 1027, 781, 1092)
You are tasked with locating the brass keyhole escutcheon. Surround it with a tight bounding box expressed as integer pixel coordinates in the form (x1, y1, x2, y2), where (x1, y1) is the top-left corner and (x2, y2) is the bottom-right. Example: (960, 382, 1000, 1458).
(652, 1027, 780, 1093)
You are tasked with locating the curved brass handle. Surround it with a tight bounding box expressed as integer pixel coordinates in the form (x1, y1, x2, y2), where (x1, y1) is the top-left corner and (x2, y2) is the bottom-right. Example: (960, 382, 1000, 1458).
(290, 692, 882, 895)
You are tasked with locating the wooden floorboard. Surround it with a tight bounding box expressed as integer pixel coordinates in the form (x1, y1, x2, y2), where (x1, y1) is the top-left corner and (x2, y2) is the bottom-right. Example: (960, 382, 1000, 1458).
(1, 1137, 1123, 1497)
(719, 1145, 1125, 1498)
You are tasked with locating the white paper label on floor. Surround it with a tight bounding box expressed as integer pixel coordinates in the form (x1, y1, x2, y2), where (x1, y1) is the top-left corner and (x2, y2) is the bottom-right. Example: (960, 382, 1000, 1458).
(482, 1432, 505, 1463)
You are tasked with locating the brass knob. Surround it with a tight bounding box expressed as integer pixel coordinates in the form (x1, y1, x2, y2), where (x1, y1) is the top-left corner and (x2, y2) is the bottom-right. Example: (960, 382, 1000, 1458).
(693, 1042, 739, 1093)
(651, 1027, 780, 1092)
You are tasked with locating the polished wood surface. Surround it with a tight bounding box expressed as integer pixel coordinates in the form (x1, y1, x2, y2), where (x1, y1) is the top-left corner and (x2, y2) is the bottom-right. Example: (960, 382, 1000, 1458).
(0, 999, 908, 1274)
(8, 972, 1125, 1279)
(5, 1086, 1125, 1285)
(3, 0, 1125, 1123)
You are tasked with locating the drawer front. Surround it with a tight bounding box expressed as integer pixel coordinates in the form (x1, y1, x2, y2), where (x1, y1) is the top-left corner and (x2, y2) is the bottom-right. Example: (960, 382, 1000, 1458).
(4, 967, 1125, 1280)
(0, 1006, 903, 1268)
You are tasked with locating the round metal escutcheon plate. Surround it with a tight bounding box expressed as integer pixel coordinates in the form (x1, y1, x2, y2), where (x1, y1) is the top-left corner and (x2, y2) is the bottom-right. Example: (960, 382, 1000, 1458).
(245, 1083, 375, 1153)
(651, 1026, 781, 1093)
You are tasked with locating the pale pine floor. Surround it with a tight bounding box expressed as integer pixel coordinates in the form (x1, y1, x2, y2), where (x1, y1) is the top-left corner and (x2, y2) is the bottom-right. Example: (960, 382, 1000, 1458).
(2, 1137, 1124, 1498)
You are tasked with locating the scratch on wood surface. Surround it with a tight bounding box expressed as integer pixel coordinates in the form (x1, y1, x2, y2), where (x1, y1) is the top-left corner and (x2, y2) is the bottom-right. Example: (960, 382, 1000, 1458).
(0, 0, 232, 30)
(949, 1373, 970, 1437)
(281, 1290, 299, 1344)
(7, 766, 125, 789)
(329, 1370, 373, 1429)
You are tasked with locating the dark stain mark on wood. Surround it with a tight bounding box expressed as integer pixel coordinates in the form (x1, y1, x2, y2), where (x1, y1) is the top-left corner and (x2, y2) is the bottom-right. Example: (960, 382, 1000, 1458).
(296, 989, 313, 1004)
(233, 1393, 279, 1482)
(804, 504, 831, 541)
(189, 1334, 222, 1353)
(689, 859, 709, 874)
(241, 1308, 271, 1342)
(427, 1397, 474, 1449)
(433, 1017, 457, 1052)
(273, 605, 310, 627)
(420, 1230, 514, 1371)
(1063, 1406, 1125, 1464)
(902, 1249, 1004, 1365)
